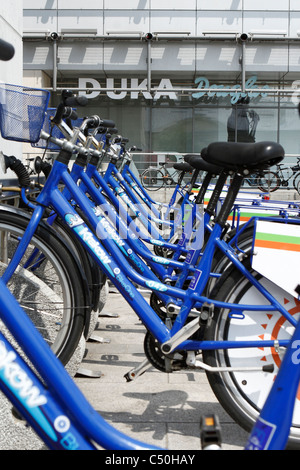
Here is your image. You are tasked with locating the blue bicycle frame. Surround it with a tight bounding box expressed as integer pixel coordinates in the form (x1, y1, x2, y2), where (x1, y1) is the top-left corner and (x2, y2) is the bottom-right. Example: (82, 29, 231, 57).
(3, 147, 297, 355)
(245, 314, 300, 450)
(0, 277, 159, 450)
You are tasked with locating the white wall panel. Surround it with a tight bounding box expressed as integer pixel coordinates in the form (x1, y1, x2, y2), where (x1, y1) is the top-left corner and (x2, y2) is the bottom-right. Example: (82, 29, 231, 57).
(0, 1, 23, 164)
(245, 44, 288, 71)
(243, 0, 289, 11)
(58, 0, 103, 8)
(23, 43, 53, 70)
(104, 10, 150, 34)
(196, 43, 240, 72)
(289, 13, 300, 37)
(196, 0, 242, 10)
(23, 0, 58, 9)
(151, 43, 196, 73)
(290, 0, 300, 11)
(23, 9, 58, 32)
(243, 11, 289, 35)
(150, 11, 196, 35)
(103, 43, 146, 72)
(288, 45, 300, 72)
(151, 0, 196, 9)
(103, 0, 150, 9)
(58, 44, 104, 71)
(197, 10, 242, 34)
(58, 10, 103, 34)
(22, 4, 300, 79)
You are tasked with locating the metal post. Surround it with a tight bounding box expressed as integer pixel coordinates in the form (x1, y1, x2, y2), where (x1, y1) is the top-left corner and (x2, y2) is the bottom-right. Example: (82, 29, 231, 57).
(242, 41, 246, 93)
(144, 33, 153, 93)
(49, 32, 59, 92)
(53, 39, 57, 92)
(239, 33, 249, 93)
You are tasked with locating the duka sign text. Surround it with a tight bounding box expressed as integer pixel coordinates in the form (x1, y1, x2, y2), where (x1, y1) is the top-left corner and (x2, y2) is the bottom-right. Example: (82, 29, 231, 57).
(78, 76, 269, 103)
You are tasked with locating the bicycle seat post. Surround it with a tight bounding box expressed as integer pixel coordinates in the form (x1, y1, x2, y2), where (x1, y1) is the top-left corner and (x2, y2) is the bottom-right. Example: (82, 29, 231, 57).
(205, 170, 229, 219)
(195, 172, 216, 205)
(214, 172, 244, 228)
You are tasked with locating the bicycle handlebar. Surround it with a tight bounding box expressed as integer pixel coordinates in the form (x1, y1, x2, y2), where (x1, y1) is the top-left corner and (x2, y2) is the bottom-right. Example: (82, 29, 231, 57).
(51, 90, 88, 125)
(0, 39, 15, 61)
(81, 115, 116, 131)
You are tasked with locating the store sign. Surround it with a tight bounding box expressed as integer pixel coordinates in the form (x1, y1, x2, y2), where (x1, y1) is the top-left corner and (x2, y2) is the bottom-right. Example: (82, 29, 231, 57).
(78, 75, 269, 102)
(78, 78, 177, 101)
(192, 76, 269, 103)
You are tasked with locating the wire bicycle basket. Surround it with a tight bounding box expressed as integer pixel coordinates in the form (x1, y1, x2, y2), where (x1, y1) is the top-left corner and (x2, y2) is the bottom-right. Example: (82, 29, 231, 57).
(0, 83, 50, 143)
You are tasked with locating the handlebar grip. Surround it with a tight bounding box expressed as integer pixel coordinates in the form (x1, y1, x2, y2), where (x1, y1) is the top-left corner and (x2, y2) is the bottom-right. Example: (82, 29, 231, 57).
(65, 95, 88, 107)
(0, 39, 15, 61)
(100, 119, 116, 129)
(63, 106, 78, 121)
(85, 116, 116, 129)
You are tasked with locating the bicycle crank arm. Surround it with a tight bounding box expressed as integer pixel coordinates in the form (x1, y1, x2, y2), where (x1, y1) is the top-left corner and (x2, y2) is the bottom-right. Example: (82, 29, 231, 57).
(186, 352, 274, 374)
(161, 316, 201, 354)
(124, 358, 152, 382)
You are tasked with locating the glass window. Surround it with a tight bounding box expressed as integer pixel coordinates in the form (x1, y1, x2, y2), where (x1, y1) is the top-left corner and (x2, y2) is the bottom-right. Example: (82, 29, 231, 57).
(150, 105, 193, 154)
(279, 106, 300, 158)
(194, 106, 229, 150)
(50, 76, 300, 170)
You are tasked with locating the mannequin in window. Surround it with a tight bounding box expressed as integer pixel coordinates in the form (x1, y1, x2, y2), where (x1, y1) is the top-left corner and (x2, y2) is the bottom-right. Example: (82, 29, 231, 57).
(227, 96, 260, 142)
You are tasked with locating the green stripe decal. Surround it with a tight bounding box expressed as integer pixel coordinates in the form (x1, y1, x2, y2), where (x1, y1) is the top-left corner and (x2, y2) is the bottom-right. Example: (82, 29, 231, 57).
(256, 232, 300, 245)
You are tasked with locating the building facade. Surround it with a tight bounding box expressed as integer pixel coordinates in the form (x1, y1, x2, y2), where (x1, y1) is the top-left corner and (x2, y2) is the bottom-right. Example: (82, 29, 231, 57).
(23, 1, 300, 168)
(0, 2, 23, 163)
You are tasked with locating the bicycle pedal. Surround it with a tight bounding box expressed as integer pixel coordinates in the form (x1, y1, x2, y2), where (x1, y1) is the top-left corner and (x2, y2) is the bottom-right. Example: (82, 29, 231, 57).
(200, 414, 222, 450)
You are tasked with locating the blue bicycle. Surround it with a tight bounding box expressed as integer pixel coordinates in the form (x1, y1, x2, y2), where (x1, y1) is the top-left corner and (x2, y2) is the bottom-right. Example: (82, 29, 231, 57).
(21, 113, 300, 447)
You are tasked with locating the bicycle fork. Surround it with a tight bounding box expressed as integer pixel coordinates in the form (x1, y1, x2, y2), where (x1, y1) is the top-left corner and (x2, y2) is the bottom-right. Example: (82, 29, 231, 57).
(1, 201, 46, 284)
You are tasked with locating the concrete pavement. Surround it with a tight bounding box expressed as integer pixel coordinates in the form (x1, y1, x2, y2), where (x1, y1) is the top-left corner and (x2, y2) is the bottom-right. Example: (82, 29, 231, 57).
(75, 288, 249, 451)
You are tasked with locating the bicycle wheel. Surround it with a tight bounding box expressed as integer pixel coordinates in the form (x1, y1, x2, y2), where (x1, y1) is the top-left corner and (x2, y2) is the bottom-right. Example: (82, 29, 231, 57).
(257, 170, 280, 192)
(203, 260, 300, 448)
(292, 172, 300, 194)
(50, 217, 106, 339)
(141, 168, 164, 191)
(0, 207, 90, 365)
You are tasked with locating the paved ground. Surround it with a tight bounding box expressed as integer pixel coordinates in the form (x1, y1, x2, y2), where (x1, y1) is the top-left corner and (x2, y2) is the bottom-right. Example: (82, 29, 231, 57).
(75, 288, 249, 451)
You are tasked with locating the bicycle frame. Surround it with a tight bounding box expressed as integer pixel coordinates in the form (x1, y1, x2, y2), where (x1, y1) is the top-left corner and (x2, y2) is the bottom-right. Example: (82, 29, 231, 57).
(101, 154, 198, 244)
(0, 277, 159, 450)
(120, 156, 186, 220)
(245, 313, 300, 450)
(3, 144, 297, 358)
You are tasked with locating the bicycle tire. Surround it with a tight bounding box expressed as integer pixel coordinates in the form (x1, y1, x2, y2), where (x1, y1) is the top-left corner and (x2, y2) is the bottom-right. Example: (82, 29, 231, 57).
(0, 206, 90, 365)
(203, 259, 300, 449)
(141, 168, 165, 191)
(292, 171, 300, 194)
(257, 170, 280, 192)
(50, 217, 106, 339)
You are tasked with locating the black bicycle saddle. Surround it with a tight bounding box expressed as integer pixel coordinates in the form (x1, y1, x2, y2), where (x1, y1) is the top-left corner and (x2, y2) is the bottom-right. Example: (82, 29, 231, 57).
(202, 141, 284, 171)
(184, 153, 222, 174)
(173, 162, 193, 172)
